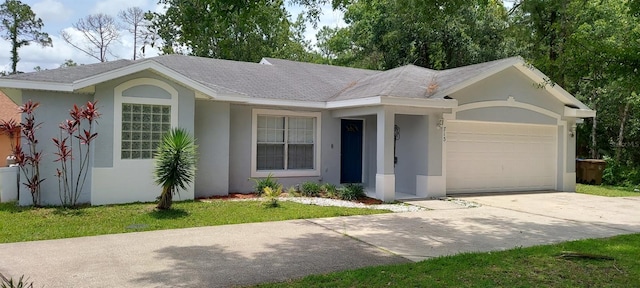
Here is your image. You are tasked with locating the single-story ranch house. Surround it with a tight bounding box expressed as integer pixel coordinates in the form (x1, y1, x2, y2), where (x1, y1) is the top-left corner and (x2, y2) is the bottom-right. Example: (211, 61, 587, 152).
(0, 55, 595, 206)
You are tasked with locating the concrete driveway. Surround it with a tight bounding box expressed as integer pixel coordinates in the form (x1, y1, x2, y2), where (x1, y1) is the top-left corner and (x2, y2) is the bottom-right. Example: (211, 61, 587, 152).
(312, 192, 640, 262)
(1, 192, 638, 287)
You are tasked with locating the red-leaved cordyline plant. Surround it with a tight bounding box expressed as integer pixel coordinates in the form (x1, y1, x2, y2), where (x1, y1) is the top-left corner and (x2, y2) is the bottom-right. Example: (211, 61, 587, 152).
(8, 100, 45, 206)
(0, 118, 20, 152)
(53, 101, 100, 207)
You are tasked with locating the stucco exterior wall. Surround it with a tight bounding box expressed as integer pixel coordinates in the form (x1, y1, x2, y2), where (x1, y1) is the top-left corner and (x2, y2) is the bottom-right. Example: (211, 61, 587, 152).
(448, 68, 578, 193)
(363, 115, 377, 191)
(451, 67, 564, 116)
(18, 91, 92, 206)
(91, 72, 195, 205)
(228, 104, 340, 193)
(93, 71, 195, 168)
(194, 100, 230, 197)
(456, 107, 557, 125)
(394, 114, 428, 195)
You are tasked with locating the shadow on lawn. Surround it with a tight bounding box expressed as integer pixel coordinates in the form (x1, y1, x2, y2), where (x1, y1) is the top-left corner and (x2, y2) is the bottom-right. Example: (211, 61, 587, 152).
(148, 208, 189, 219)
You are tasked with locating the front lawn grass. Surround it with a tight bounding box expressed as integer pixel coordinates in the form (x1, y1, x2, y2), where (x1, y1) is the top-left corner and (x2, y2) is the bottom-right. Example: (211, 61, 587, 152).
(576, 183, 640, 197)
(0, 200, 387, 243)
(259, 233, 640, 288)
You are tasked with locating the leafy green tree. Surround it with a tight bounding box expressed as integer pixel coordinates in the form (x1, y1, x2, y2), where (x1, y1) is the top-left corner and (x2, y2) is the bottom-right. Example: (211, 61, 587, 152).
(316, 0, 515, 70)
(0, 0, 52, 74)
(147, 0, 328, 62)
(272, 13, 323, 62)
(60, 59, 77, 68)
(509, 0, 640, 184)
(149, 0, 288, 62)
(154, 128, 197, 210)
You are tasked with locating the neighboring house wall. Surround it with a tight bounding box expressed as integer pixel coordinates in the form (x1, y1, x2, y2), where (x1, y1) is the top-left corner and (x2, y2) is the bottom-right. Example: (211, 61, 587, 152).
(91, 72, 195, 205)
(0, 93, 19, 166)
(18, 91, 92, 206)
(194, 100, 230, 198)
(228, 104, 340, 193)
(0, 136, 13, 163)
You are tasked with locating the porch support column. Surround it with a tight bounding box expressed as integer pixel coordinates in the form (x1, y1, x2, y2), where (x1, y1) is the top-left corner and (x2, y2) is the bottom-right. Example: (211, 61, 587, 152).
(376, 109, 395, 201)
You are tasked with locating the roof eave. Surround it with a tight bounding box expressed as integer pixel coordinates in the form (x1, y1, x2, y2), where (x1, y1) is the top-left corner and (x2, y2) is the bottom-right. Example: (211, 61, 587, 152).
(327, 96, 458, 109)
(564, 106, 596, 118)
(0, 79, 73, 92)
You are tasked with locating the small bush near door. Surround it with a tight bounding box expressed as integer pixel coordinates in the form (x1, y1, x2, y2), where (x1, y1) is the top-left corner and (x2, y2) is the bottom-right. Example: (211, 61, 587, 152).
(337, 183, 365, 200)
(301, 181, 321, 197)
(251, 173, 279, 196)
(321, 183, 338, 198)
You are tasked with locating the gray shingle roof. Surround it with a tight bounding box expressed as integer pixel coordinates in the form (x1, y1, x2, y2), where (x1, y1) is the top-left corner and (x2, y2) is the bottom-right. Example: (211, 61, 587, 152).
(330, 64, 437, 101)
(3, 59, 134, 83)
(431, 56, 522, 97)
(151, 55, 379, 101)
(0, 54, 522, 103)
(331, 57, 521, 101)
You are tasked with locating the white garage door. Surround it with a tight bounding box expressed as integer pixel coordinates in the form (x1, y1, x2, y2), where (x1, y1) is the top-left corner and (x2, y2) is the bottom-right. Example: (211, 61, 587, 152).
(446, 121, 557, 194)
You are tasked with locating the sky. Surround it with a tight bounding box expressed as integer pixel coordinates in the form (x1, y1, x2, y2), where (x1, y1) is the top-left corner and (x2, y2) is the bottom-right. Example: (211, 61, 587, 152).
(0, 0, 346, 73)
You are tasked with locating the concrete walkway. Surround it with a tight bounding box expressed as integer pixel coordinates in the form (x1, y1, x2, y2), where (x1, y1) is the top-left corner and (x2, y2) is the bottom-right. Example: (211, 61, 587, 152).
(1, 192, 639, 287)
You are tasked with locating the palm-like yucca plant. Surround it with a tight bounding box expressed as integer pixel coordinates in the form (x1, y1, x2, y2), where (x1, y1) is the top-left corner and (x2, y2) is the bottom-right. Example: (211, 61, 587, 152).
(154, 128, 197, 210)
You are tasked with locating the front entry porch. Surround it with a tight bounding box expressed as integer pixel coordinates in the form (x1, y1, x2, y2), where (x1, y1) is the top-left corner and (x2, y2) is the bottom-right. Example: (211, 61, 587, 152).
(334, 106, 448, 202)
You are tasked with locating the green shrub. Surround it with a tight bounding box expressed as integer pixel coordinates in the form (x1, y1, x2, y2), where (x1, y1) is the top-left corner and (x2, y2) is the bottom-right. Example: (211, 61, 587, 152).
(602, 156, 640, 187)
(321, 183, 338, 198)
(0, 273, 34, 288)
(251, 173, 279, 196)
(262, 185, 283, 208)
(301, 181, 321, 197)
(338, 183, 365, 200)
(286, 186, 299, 197)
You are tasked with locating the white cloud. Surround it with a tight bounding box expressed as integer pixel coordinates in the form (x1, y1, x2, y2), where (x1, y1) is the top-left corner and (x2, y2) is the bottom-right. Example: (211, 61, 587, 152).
(32, 0, 73, 24)
(90, 0, 150, 16)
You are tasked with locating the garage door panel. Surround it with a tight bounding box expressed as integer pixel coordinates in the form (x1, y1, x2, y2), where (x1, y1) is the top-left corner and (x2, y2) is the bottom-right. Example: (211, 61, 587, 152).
(446, 121, 557, 194)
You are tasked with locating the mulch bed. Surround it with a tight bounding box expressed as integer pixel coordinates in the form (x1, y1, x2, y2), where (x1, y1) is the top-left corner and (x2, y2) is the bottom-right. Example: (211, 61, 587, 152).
(197, 193, 384, 205)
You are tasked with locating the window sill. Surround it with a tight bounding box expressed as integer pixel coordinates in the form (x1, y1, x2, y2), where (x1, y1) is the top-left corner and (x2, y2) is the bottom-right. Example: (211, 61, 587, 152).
(251, 169, 321, 178)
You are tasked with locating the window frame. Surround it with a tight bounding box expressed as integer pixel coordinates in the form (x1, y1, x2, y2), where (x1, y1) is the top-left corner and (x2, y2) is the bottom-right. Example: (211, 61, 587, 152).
(251, 109, 322, 178)
(114, 78, 179, 164)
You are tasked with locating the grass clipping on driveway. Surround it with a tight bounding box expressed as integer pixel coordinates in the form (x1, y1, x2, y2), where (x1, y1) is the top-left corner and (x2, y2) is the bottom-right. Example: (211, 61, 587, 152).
(259, 233, 640, 288)
(0, 200, 387, 243)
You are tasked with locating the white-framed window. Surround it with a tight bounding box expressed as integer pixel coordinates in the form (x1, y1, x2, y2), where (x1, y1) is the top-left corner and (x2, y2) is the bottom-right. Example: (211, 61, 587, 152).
(114, 78, 179, 164)
(252, 109, 322, 177)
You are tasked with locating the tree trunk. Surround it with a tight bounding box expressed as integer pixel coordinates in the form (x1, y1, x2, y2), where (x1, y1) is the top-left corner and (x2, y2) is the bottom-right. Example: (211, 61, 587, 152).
(590, 100, 597, 159)
(157, 186, 173, 210)
(133, 23, 138, 60)
(615, 101, 631, 162)
(10, 26, 18, 74)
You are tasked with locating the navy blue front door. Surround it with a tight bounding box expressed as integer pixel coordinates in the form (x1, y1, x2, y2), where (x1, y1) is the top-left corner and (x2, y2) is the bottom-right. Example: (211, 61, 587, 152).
(341, 119, 363, 183)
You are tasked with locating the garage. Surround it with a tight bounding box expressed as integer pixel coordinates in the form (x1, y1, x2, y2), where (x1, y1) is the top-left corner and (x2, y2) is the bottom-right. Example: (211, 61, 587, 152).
(446, 120, 557, 194)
